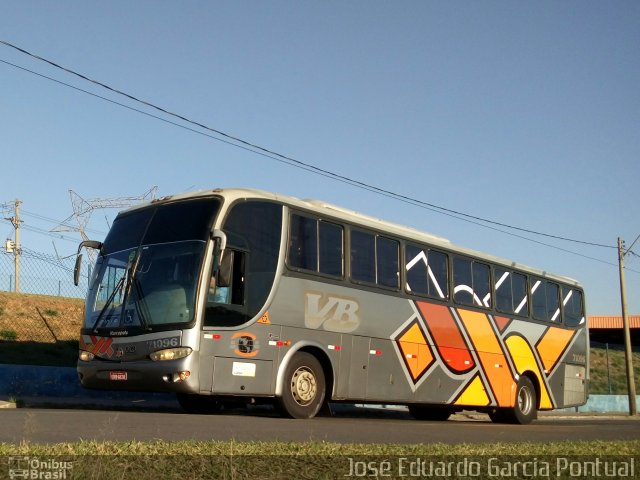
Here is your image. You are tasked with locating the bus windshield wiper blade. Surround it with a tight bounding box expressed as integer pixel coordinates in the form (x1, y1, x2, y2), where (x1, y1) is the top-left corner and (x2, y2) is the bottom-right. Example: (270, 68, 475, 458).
(91, 275, 125, 333)
(91, 249, 139, 333)
(132, 278, 152, 331)
(120, 249, 153, 331)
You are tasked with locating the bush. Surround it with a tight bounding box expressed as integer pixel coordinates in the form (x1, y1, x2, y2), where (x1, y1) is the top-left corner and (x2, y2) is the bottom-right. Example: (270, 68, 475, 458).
(0, 330, 18, 341)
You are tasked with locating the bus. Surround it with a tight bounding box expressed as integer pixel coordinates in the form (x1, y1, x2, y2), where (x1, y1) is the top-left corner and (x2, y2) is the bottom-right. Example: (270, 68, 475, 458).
(74, 188, 588, 423)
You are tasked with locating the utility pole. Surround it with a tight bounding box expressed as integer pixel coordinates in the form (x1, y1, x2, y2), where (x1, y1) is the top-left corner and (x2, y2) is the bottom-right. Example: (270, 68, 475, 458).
(11, 199, 21, 292)
(617, 237, 637, 416)
(3, 199, 22, 292)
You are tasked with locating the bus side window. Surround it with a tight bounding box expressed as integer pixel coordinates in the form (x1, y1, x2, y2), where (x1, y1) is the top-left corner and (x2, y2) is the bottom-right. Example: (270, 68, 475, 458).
(454, 258, 490, 308)
(289, 215, 317, 271)
(377, 236, 399, 288)
(495, 268, 513, 313)
(210, 249, 245, 305)
(531, 279, 547, 321)
(405, 246, 448, 299)
(288, 214, 343, 277)
(351, 230, 375, 284)
(428, 250, 449, 299)
(546, 282, 560, 322)
(453, 257, 473, 305)
(406, 244, 429, 295)
(563, 288, 584, 327)
(319, 221, 343, 276)
(531, 279, 560, 322)
(512, 272, 528, 316)
(474, 262, 491, 308)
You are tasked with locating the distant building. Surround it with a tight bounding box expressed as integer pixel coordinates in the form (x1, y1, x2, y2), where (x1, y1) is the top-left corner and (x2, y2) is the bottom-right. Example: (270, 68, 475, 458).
(588, 315, 639, 346)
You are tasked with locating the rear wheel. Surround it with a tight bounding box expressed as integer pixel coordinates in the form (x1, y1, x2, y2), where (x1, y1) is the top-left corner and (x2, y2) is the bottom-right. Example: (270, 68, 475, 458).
(489, 376, 537, 424)
(512, 376, 537, 424)
(278, 352, 326, 419)
(408, 405, 451, 421)
(176, 393, 222, 414)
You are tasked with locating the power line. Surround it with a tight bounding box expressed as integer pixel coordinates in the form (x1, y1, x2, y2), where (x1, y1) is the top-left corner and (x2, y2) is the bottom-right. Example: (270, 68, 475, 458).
(0, 39, 616, 251)
(1, 218, 78, 243)
(21, 209, 107, 236)
(21, 247, 75, 273)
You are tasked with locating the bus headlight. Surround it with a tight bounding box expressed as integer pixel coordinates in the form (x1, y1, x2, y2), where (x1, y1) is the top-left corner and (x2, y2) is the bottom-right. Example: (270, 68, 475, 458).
(79, 351, 95, 362)
(149, 347, 193, 362)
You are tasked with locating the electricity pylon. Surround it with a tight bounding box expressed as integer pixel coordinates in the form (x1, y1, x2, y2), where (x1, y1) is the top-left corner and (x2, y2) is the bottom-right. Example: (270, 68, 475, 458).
(52, 186, 157, 263)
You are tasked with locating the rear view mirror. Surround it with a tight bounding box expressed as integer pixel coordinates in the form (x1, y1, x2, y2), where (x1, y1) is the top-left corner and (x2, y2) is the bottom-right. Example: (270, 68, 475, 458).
(217, 251, 233, 288)
(74, 254, 83, 287)
(74, 240, 103, 286)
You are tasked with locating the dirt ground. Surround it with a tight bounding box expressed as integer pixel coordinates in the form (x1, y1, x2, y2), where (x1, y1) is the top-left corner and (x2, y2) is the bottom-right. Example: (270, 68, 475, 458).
(0, 291, 84, 343)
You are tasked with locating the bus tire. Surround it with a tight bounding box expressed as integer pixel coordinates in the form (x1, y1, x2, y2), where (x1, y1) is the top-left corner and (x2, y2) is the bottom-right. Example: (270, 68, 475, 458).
(278, 352, 326, 419)
(408, 405, 451, 421)
(176, 393, 222, 414)
(491, 376, 537, 424)
(512, 376, 537, 424)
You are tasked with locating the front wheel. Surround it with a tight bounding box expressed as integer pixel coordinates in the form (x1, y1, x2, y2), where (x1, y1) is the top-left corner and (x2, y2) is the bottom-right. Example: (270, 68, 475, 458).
(278, 352, 326, 419)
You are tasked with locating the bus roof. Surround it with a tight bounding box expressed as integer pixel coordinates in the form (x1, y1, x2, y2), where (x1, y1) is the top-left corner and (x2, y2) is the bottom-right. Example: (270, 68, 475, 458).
(127, 187, 582, 287)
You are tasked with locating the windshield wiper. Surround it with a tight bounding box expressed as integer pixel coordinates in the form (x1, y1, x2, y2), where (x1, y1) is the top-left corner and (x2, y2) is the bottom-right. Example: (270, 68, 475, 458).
(91, 275, 125, 333)
(91, 249, 140, 333)
(120, 249, 153, 331)
(131, 278, 152, 331)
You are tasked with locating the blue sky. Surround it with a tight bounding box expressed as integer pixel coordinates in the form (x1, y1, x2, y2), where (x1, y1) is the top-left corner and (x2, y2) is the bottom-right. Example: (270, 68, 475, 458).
(1, 1, 638, 314)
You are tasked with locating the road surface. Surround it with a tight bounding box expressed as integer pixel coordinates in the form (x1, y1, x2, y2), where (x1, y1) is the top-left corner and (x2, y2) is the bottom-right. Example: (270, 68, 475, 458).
(2, 406, 639, 444)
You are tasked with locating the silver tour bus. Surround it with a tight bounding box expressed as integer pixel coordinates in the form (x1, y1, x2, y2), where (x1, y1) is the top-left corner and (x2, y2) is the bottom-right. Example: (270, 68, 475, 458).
(75, 188, 588, 423)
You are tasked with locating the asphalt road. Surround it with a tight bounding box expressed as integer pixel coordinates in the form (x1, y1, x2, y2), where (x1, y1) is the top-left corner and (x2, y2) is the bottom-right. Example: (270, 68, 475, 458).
(2, 406, 639, 444)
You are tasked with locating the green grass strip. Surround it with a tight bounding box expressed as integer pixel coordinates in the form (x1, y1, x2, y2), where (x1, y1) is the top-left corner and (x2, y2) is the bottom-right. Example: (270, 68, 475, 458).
(1, 439, 638, 455)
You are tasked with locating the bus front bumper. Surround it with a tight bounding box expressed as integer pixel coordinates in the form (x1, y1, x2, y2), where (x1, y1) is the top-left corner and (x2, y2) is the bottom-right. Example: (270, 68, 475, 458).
(77, 356, 200, 394)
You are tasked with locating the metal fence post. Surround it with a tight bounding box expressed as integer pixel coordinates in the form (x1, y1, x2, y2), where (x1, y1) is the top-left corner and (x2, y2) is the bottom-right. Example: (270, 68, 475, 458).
(606, 343, 612, 394)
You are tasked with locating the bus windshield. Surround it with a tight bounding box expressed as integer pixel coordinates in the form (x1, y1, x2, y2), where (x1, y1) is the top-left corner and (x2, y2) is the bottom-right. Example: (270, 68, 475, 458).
(86, 240, 205, 330)
(83, 197, 220, 333)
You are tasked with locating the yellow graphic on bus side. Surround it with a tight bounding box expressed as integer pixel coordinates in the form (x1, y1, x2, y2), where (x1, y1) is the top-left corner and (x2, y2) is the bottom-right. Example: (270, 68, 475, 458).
(455, 374, 490, 406)
(392, 301, 578, 410)
(505, 334, 553, 409)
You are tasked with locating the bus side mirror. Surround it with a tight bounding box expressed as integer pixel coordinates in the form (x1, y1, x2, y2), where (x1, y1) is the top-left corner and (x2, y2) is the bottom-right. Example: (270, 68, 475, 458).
(211, 230, 227, 283)
(74, 254, 83, 286)
(217, 251, 233, 288)
(74, 240, 103, 286)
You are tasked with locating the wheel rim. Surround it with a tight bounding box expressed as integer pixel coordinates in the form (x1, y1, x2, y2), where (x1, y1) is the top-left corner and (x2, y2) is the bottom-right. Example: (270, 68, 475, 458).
(291, 367, 317, 406)
(518, 385, 533, 415)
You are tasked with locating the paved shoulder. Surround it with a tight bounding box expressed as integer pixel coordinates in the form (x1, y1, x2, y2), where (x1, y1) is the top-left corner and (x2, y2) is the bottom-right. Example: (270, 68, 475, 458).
(0, 398, 16, 409)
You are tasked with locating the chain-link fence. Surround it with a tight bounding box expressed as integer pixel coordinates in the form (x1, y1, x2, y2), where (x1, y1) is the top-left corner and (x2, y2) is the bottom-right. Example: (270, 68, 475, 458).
(0, 249, 89, 366)
(0, 249, 87, 298)
(589, 341, 640, 395)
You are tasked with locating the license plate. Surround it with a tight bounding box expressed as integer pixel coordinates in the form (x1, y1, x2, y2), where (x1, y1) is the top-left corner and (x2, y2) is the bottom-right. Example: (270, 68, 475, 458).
(109, 371, 128, 381)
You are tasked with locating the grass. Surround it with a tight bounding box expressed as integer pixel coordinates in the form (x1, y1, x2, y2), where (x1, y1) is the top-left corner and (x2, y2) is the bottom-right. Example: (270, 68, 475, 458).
(0, 329, 17, 341)
(0, 440, 637, 479)
(43, 308, 59, 316)
(0, 439, 638, 456)
(589, 346, 640, 394)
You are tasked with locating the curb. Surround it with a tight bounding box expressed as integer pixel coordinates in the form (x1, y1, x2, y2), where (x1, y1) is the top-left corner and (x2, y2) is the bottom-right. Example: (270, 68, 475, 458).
(15, 396, 181, 412)
(0, 399, 16, 409)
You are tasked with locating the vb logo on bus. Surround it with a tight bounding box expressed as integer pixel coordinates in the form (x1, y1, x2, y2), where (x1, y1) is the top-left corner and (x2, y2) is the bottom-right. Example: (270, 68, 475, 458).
(304, 292, 360, 333)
